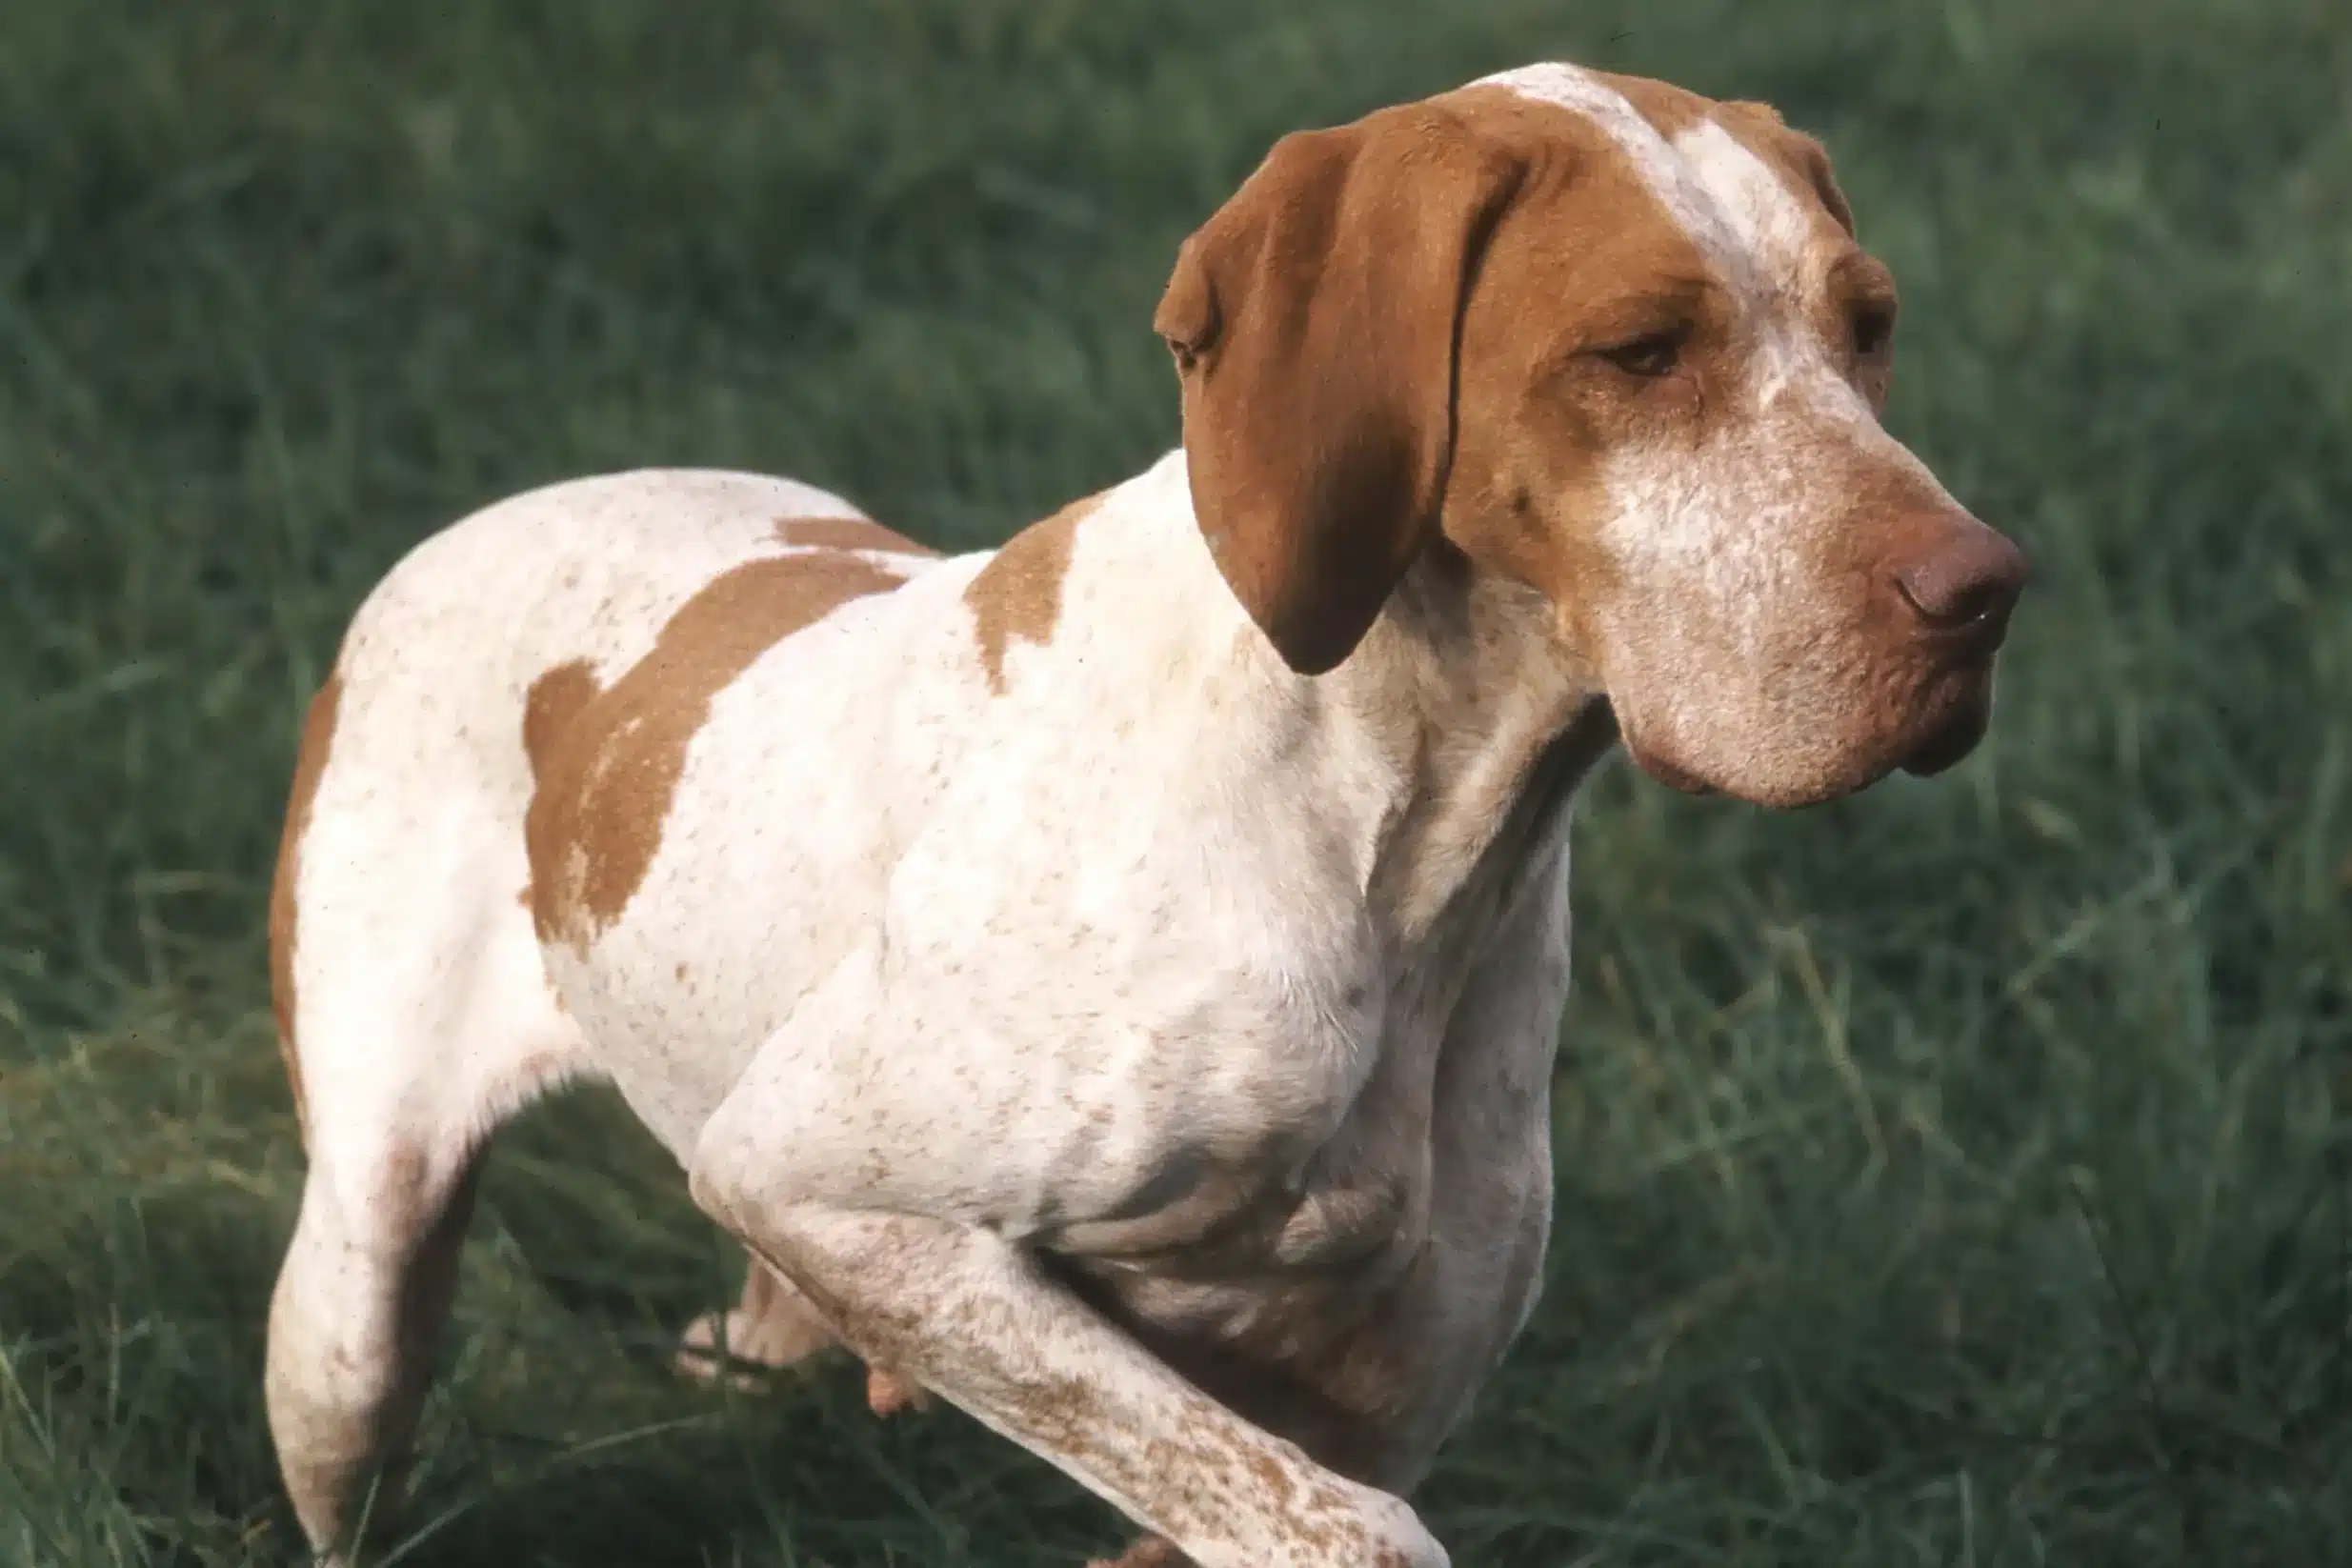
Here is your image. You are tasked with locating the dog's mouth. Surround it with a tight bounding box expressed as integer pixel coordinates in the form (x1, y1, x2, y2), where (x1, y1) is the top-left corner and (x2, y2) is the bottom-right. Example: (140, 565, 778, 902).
(1897, 673, 1996, 778)
(1898, 701, 1989, 777)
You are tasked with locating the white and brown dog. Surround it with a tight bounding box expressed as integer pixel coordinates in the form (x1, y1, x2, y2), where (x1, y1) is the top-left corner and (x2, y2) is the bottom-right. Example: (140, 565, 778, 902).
(264, 61, 2025, 1568)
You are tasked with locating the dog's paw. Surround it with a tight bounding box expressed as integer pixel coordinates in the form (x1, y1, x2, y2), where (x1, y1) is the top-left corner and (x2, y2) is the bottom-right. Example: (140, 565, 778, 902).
(679, 1257, 938, 1420)
(674, 1263, 839, 1386)
(672, 1307, 749, 1388)
(673, 1307, 812, 1388)
(864, 1366, 933, 1417)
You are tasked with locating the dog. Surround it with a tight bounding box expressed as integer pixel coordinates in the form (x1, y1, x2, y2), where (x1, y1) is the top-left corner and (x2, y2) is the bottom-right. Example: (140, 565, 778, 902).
(263, 59, 2026, 1568)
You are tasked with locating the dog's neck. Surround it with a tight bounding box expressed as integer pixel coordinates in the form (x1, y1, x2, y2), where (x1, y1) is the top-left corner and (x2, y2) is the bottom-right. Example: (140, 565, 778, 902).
(1336, 539, 1614, 941)
(1104, 451, 1615, 947)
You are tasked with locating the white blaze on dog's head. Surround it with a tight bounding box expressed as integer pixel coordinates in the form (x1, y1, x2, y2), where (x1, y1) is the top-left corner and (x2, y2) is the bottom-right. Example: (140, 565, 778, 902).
(1160, 61, 2026, 807)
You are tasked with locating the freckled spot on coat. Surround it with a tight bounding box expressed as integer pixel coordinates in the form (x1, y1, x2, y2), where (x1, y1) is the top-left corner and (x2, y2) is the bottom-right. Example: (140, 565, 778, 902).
(523, 553, 913, 948)
(1241, 1444, 1297, 1507)
(964, 493, 1102, 694)
(269, 671, 341, 1145)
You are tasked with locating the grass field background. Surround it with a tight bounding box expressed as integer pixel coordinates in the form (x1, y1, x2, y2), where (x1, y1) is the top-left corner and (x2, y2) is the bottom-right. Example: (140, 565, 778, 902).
(4, 1, 2350, 1563)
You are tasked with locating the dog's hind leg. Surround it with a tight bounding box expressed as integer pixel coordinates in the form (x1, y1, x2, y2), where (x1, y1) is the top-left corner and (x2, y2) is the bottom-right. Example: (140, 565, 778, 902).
(263, 676, 588, 1561)
(267, 1124, 489, 1558)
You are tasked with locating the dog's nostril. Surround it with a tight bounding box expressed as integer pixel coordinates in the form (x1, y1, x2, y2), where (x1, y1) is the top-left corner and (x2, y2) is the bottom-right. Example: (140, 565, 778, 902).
(1896, 572, 2003, 626)
(1893, 533, 2028, 630)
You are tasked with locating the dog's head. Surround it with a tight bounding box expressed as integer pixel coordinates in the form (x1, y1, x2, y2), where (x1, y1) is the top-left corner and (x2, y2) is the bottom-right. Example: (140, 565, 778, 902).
(1159, 64, 2025, 808)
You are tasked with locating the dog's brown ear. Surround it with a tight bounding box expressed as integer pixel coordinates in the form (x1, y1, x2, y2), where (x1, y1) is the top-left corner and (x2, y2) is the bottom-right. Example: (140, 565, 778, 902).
(1156, 106, 1526, 675)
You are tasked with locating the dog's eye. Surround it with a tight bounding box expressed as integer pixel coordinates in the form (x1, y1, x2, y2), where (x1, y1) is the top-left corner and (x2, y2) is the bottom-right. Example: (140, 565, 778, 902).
(1597, 332, 1683, 378)
(1852, 307, 1894, 358)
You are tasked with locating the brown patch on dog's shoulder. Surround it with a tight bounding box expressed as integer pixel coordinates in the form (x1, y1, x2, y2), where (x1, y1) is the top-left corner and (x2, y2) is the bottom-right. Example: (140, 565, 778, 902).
(268, 671, 341, 1145)
(523, 553, 910, 947)
(774, 514, 938, 556)
(964, 493, 1100, 694)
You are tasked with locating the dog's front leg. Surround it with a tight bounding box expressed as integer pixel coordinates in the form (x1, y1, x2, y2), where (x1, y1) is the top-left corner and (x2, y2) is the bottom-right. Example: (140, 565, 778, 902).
(689, 1165, 1443, 1568)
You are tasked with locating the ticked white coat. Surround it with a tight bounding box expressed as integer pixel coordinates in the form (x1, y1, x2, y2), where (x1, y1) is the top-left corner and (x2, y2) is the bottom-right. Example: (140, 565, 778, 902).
(264, 60, 2024, 1568)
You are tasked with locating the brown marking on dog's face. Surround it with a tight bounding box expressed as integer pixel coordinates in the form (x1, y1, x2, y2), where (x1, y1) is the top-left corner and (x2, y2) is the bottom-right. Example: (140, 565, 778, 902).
(268, 672, 341, 1143)
(964, 493, 1102, 694)
(774, 514, 937, 556)
(1587, 68, 1709, 138)
(523, 552, 912, 947)
(1709, 97, 1860, 234)
(1160, 66, 2025, 806)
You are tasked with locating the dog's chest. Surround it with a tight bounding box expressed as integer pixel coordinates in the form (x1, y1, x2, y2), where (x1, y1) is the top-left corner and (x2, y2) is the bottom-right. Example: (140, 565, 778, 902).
(1052, 774, 1579, 1486)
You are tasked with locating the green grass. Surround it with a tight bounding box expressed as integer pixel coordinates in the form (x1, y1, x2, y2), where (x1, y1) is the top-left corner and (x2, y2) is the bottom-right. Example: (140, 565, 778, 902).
(4, 0, 2350, 1562)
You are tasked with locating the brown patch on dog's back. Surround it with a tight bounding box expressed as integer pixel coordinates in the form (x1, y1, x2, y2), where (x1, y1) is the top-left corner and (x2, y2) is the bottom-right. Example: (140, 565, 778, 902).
(515, 659, 602, 935)
(524, 553, 911, 947)
(522, 659, 600, 776)
(964, 493, 1100, 694)
(774, 515, 937, 556)
(269, 672, 342, 1144)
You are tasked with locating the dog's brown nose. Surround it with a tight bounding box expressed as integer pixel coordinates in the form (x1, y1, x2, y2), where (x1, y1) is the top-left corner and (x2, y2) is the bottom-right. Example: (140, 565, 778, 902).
(1893, 526, 2028, 637)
